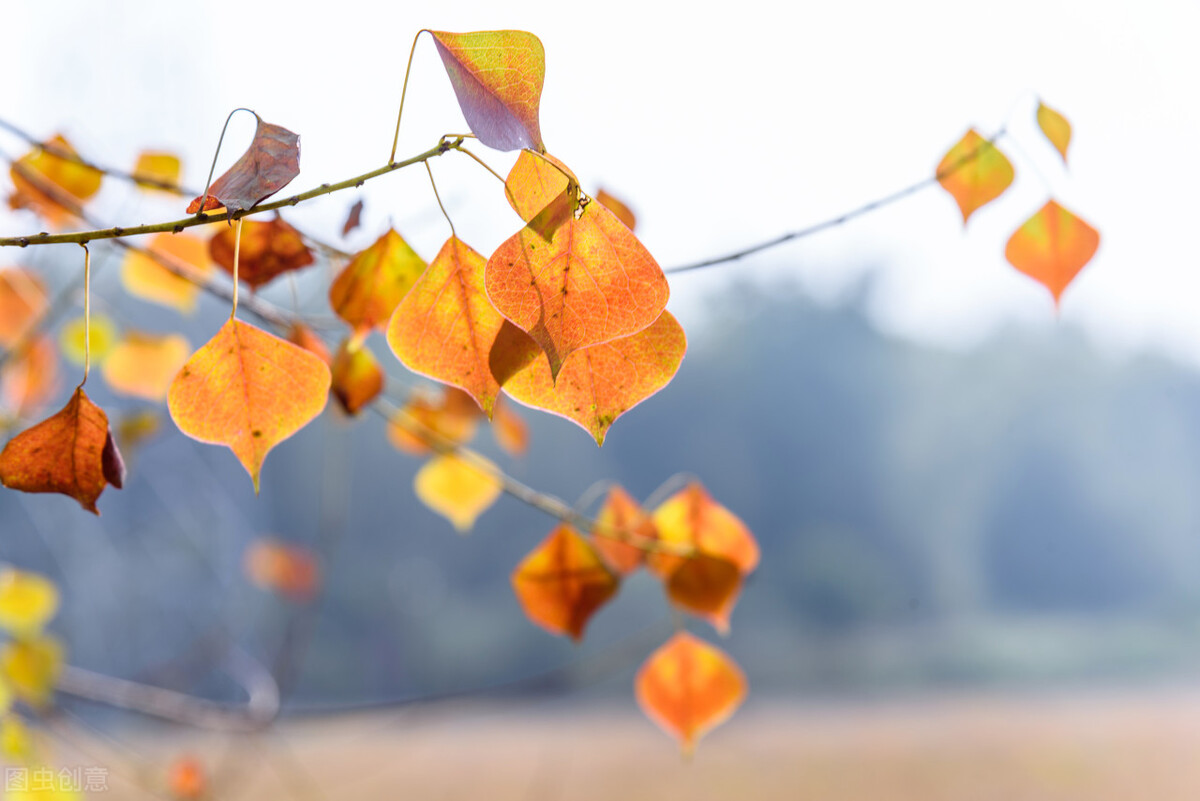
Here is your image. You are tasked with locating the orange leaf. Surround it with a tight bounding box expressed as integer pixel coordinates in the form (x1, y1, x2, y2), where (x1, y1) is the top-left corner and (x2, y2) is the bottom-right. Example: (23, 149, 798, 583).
(666, 553, 744, 634)
(1004, 199, 1100, 304)
(0, 268, 48, 347)
(330, 229, 426, 332)
(167, 319, 330, 492)
(167, 755, 207, 800)
(487, 198, 670, 380)
(387, 236, 503, 416)
(187, 117, 300, 213)
(0, 336, 58, 418)
(635, 631, 746, 753)
(0, 387, 124, 514)
(131, 150, 182, 191)
(244, 539, 320, 602)
(386, 386, 481, 455)
(8, 135, 102, 227)
(1036, 100, 1071, 163)
(935, 129, 1014, 224)
(490, 396, 529, 457)
(496, 311, 686, 445)
(413, 452, 502, 532)
(286, 322, 332, 366)
(595, 188, 637, 231)
(101, 332, 191, 401)
(330, 337, 384, 415)
(121, 232, 215, 313)
(511, 524, 619, 640)
(429, 30, 546, 152)
(592, 485, 658, 575)
(504, 150, 576, 222)
(209, 217, 315, 289)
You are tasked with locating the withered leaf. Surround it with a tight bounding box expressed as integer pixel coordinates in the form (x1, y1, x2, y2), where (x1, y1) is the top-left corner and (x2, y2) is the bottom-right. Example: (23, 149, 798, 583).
(188, 117, 300, 214)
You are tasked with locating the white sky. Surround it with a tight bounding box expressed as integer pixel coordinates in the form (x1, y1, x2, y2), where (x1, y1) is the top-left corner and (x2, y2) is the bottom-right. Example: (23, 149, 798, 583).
(4, 1, 1198, 364)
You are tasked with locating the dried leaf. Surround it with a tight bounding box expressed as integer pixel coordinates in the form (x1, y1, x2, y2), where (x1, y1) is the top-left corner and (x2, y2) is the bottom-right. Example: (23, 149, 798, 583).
(8, 135, 102, 227)
(209, 217, 315, 289)
(330, 337, 384, 415)
(101, 332, 191, 401)
(0, 568, 59, 636)
(413, 453, 501, 532)
(504, 150, 576, 222)
(487, 198, 670, 379)
(635, 631, 746, 753)
(936, 129, 1014, 224)
(511, 524, 619, 640)
(387, 387, 481, 455)
(429, 30, 546, 152)
(168, 319, 330, 492)
(58, 314, 117, 366)
(330, 229, 427, 332)
(244, 539, 320, 602)
(595, 188, 637, 231)
(592, 485, 658, 575)
(387, 236, 503, 416)
(0, 633, 64, 708)
(132, 150, 182, 191)
(1004, 199, 1100, 304)
(1, 335, 58, 418)
(342, 199, 364, 237)
(1036, 100, 1071, 163)
(187, 117, 300, 213)
(0, 387, 124, 514)
(496, 311, 686, 445)
(121, 232, 214, 313)
(0, 268, 48, 347)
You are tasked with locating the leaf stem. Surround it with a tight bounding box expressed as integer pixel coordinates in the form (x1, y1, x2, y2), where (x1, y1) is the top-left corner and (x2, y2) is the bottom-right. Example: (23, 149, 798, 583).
(424, 161, 456, 238)
(198, 107, 259, 214)
(230, 218, 243, 320)
(79, 242, 91, 386)
(388, 31, 427, 165)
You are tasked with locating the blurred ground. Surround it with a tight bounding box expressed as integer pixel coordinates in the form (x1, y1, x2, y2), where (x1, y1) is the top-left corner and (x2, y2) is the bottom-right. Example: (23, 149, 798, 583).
(56, 685, 1200, 800)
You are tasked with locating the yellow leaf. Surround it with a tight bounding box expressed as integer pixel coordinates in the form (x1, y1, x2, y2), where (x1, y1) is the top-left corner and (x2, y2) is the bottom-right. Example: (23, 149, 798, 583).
(935, 129, 1014, 224)
(1036, 100, 1072, 163)
(58, 314, 116, 367)
(102, 332, 191, 401)
(121, 232, 214, 313)
(414, 453, 501, 532)
(131, 150, 182, 190)
(0, 568, 59, 635)
(1, 714, 30, 759)
(1, 634, 63, 708)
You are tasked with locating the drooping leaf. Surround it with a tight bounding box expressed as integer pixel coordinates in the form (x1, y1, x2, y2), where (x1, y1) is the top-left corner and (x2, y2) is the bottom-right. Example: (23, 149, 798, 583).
(935, 129, 1015, 224)
(1004, 199, 1100, 304)
(1036, 100, 1071, 163)
(504, 150, 575, 222)
(101, 332, 191, 401)
(496, 311, 686, 445)
(0, 335, 58, 418)
(187, 117, 300, 214)
(167, 319, 331, 492)
(342, 199, 364, 237)
(0, 568, 59, 636)
(8, 135, 102, 227)
(0, 387, 124, 514)
(131, 150, 182, 191)
(486, 198, 670, 379)
(429, 30, 546, 152)
(286, 322, 332, 366)
(490, 396, 529, 457)
(121, 232, 215, 313)
(58, 314, 117, 366)
(0, 268, 48, 347)
(330, 337, 384, 415)
(209, 217, 315, 289)
(511, 524, 619, 641)
(635, 631, 746, 753)
(595, 188, 637, 231)
(387, 236, 503, 416)
(592, 485, 658, 575)
(387, 386, 481, 455)
(244, 539, 320, 602)
(665, 553, 744, 633)
(0, 633, 63, 708)
(413, 452, 502, 532)
(330, 229, 426, 333)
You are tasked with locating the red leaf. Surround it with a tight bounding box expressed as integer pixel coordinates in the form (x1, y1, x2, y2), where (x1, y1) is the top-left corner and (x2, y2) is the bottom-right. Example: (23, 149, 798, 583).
(187, 117, 300, 214)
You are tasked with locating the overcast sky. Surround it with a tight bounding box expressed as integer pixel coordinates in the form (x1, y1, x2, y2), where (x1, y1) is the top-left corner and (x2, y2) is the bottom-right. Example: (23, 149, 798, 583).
(4, 1, 1198, 364)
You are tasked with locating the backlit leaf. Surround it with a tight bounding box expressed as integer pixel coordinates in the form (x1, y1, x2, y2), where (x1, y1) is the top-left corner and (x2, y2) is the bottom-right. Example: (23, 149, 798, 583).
(286, 322, 332, 365)
(1004, 199, 1100, 304)
(592, 485, 658, 575)
(0, 568, 59, 636)
(429, 30, 546, 152)
(387, 236, 503, 415)
(936, 129, 1014, 224)
(635, 631, 746, 753)
(486, 198, 670, 379)
(0, 268, 48, 347)
(121, 232, 215, 313)
(1036, 100, 1071, 163)
(496, 311, 686, 445)
(511, 524, 619, 640)
(167, 319, 330, 492)
(665, 552, 743, 634)
(331, 229, 426, 332)
(187, 117, 300, 214)
(0, 335, 58, 418)
(595, 188, 637, 231)
(244, 539, 320, 602)
(101, 332, 191, 401)
(8, 135, 102, 227)
(209, 217, 315, 289)
(413, 453, 501, 532)
(387, 386, 481, 455)
(0, 387, 124, 514)
(490, 396, 529, 457)
(330, 337, 384, 415)
(504, 150, 575, 222)
(58, 314, 117, 366)
(131, 150, 182, 191)
(0, 633, 63, 708)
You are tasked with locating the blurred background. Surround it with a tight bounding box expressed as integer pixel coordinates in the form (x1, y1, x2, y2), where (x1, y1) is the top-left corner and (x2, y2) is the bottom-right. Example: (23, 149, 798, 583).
(4, 1, 1200, 799)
